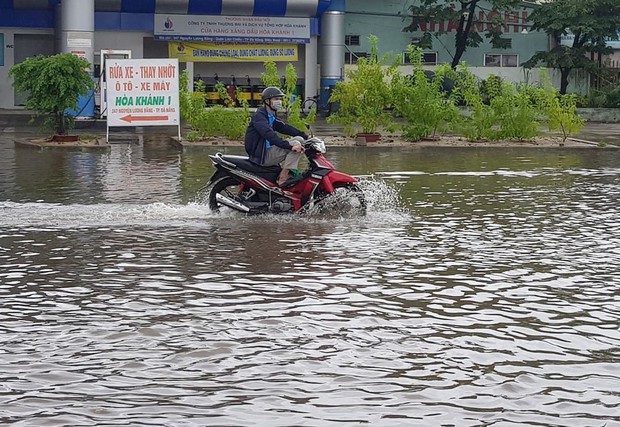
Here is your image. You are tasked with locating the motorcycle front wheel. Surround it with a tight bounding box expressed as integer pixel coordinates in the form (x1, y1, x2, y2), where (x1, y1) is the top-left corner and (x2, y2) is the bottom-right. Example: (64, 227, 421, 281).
(311, 183, 367, 216)
(208, 177, 246, 213)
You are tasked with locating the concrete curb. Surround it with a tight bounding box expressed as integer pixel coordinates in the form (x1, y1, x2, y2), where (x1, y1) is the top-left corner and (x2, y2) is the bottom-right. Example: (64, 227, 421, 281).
(14, 137, 111, 150)
(567, 137, 617, 148)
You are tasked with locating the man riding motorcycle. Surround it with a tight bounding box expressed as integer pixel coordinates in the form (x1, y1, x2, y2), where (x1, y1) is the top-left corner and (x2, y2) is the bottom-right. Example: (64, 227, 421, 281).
(244, 87, 308, 187)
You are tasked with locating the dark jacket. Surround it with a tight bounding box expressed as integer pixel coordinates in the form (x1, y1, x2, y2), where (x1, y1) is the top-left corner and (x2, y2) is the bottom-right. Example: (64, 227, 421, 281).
(244, 107, 308, 165)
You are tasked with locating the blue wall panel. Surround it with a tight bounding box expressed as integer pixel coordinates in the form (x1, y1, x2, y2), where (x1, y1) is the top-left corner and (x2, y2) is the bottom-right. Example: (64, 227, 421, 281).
(95, 12, 121, 31)
(120, 13, 154, 31)
(121, 0, 155, 13)
(310, 17, 319, 36)
(317, 0, 334, 15)
(0, 9, 54, 27)
(0, 0, 334, 29)
(96, 12, 154, 31)
(254, 0, 286, 16)
(188, 0, 222, 14)
(325, 0, 344, 12)
(0, 0, 61, 8)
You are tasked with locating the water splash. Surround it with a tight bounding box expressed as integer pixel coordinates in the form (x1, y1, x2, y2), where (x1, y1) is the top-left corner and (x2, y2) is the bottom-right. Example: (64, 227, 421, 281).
(357, 176, 405, 215)
(0, 177, 409, 229)
(0, 201, 212, 229)
(200, 176, 410, 225)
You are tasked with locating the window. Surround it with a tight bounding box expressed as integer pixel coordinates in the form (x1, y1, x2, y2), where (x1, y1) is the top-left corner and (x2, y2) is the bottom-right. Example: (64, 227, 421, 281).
(423, 52, 438, 65)
(345, 51, 368, 64)
(0, 33, 4, 66)
(485, 54, 519, 67)
(345, 35, 360, 46)
(403, 51, 438, 65)
(484, 54, 501, 67)
(502, 54, 519, 67)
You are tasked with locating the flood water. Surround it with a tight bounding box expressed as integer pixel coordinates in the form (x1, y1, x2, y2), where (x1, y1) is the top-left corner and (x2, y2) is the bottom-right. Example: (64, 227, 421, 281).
(1, 130, 619, 426)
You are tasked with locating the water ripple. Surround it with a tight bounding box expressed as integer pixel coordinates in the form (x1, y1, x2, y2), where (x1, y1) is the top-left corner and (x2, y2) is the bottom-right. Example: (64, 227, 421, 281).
(1, 152, 619, 425)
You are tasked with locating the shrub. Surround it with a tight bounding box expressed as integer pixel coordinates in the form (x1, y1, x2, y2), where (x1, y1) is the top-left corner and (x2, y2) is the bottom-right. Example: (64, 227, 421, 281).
(452, 66, 543, 141)
(391, 46, 460, 140)
(179, 70, 250, 140)
(453, 64, 499, 140)
(286, 95, 317, 133)
(215, 81, 235, 108)
(260, 61, 281, 88)
(480, 74, 503, 105)
(603, 85, 620, 108)
(328, 35, 398, 135)
(586, 91, 608, 108)
(283, 63, 315, 133)
(180, 72, 207, 124)
(283, 63, 297, 110)
(9, 53, 93, 135)
(492, 82, 540, 140)
(536, 69, 585, 142)
(259, 61, 315, 134)
(180, 61, 314, 142)
(574, 94, 589, 108)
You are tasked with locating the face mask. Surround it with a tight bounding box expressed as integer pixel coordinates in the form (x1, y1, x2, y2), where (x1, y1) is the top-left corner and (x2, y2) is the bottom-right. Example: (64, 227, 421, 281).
(271, 100, 283, 111)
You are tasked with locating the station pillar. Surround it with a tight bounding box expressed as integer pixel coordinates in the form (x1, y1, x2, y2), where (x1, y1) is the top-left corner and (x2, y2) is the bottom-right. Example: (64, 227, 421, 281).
(59, 0, 96, 118)
(318, 0, 345, 113)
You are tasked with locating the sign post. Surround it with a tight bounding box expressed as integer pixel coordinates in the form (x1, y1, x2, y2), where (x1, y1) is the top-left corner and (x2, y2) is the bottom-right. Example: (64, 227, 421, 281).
(106, 58, 180, 142)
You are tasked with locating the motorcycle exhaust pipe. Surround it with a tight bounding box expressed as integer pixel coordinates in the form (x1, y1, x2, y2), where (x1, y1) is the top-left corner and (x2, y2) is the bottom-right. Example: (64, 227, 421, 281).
(215, 193, 250, 213)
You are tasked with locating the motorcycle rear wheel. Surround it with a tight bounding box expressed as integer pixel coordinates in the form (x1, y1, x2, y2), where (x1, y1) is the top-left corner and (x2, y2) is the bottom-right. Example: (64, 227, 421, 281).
(208, 177, 245, 213)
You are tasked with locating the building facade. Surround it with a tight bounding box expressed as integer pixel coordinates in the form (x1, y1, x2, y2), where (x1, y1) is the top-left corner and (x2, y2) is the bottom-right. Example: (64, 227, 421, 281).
(0, 0, 344, 111)
(343, 0, 553, 85)
(1, 0, 616, 111)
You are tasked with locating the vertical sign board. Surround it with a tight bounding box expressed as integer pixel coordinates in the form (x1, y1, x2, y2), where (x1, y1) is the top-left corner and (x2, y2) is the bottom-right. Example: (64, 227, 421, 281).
(106, 58, 180, 142)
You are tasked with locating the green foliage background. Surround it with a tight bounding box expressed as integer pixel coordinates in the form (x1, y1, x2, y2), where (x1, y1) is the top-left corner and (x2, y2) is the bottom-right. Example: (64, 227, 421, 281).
(179, 72, 250, 140)
(328, 35, 398, 135)
(179, 36, 584, 144)
(180, 60, 317, 142)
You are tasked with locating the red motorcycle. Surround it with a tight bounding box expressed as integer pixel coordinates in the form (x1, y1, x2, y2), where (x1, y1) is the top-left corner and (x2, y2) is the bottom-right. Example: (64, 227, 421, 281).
(205, 137, 366, 215)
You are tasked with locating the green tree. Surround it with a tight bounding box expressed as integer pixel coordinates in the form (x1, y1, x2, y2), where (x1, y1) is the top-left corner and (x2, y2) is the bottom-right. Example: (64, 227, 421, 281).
(392, 46, 461, 140)
(282, 63, 316, 133)
(404, 0, 522, 68)
(9, 53, 93, 135)
(328, 35, 399, 136)
(523, 0, 620, 94)
(260, 61, 281, 88)
(535, 69, 585, 141)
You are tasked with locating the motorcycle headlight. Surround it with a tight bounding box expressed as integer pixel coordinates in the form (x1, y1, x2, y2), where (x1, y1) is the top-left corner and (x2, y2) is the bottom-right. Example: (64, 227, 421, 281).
(310, 138, 326, 153)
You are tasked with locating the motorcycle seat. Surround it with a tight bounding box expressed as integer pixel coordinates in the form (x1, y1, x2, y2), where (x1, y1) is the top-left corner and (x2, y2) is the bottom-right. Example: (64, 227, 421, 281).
(219, 155, 281, 183)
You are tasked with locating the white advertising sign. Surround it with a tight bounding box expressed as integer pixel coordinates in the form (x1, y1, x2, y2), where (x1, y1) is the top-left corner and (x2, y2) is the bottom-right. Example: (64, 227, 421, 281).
(106, 58, 180, 129)
(154, 14, 311, 43)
